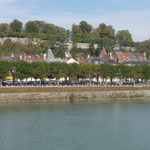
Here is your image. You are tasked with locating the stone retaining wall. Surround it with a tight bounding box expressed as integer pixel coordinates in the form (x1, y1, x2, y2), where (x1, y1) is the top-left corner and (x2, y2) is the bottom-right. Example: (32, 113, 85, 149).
(0, 90, 150, 103)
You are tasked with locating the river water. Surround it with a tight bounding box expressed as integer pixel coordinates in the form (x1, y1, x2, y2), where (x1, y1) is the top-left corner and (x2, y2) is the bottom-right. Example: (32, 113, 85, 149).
(0, 100, 150, 150)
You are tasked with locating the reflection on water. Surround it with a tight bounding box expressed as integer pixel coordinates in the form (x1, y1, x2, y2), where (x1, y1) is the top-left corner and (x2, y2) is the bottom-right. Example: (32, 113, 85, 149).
(0, 100, 150, 150)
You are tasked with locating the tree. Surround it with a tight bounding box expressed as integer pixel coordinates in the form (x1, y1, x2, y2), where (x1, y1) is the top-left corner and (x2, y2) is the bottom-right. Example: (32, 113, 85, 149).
(135, 40, 150, 57)
(0, 23, 9, 37)
(100, 63, 117, 85)
(52, 44, 66, 58)
(31, 61, 48, 86)
(99, 63, 110, 83)
(48, 62, 64, 86)
(99, 23, 115, 38)
(47, 62, 54, 85)
(79, 21, 92, 34)
(61, 63, 73, 81)
(107, 64, 117, 84)
(9, 61, 18, 85)
(117, 30, 133, 47)
(10, 19, 23, 32)
(0, 61, 9, 86)
(25, 21, 39, 33)
(34, 20, 46, 33)
(70, 63, 80, 81)
(142, 64, 150, 84)
(78, 63, 95, 85)
(2, 38, 15, 55)
(15, 61, 31, 86)
(98, 23, 115, 52)
(92, 64, 101, 83)
(72, 24, 82, 42)
(116, 64, 131, 81)
(55, 26, 67, 42)
(130, 65, 143, 84)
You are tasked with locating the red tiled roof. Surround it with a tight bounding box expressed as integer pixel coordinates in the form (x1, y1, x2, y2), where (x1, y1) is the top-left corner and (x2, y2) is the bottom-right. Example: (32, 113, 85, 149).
(115, 52, 132, 62)
(25, 57, 41, 61)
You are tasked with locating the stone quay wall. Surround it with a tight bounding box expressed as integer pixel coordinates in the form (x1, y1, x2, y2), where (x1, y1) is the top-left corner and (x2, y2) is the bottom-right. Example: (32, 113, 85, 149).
(0, 90, 150, 103)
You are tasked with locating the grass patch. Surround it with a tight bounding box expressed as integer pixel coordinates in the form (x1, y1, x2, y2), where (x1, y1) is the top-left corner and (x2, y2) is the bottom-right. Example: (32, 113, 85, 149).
(0, 86, 150, 94)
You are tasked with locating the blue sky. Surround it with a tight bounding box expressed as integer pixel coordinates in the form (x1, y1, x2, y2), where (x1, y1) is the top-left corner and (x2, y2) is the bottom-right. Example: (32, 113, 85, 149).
(0, 0, 150, 41)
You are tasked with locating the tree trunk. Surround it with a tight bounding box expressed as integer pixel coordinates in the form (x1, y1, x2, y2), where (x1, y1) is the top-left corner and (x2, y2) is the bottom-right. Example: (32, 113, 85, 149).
(0, 79, 2, 86)
(49, 78, 51, 86)
(56, 79, 59, 87)
(96, 75, 99, 86)
(102, 78, 104, 85)
(13, 77, 15, 86)
(65, 77, 67, 82)
(110, 77, 113, 86)
(39, 79, 42, 86)
(26, 78, 28, 86)
(20, 80, 22, 86)
(89, 78, 91, 86)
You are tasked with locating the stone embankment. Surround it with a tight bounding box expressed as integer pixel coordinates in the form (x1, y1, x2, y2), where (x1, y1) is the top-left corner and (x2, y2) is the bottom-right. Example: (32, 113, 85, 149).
(0, 37, 98, 50)
(0, 90, 150, 103)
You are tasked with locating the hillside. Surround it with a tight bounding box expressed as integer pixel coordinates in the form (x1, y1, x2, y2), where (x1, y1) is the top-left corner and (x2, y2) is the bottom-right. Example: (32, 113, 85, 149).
(0, 19, 149, 58)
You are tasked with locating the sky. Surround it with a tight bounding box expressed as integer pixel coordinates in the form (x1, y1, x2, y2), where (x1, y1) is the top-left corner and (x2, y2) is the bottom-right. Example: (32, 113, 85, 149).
(0, 0, 150, 41)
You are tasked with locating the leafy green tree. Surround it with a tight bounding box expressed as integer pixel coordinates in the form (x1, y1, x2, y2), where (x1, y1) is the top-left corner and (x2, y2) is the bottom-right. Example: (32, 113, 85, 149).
(107, 64, 118, 84)
(56, 26, 67, 42)
(0, 61, 9, 86)
(130, 65, 143, 84)
(31, 61, 48, 86)
(0, 23, 9, 37)
(49, 62, 64, 86)
(2, 38, 15, 55)
(100, 63, 117, 84)
(135, 40, 150, 57)
(47, 62, 54, 85)
(97, 23, 115, 53)
(52, 44, 66, 58)
(79, 21, 92, 34)
(70, 63, 80, 81)
(15, 60, 31, 86)
(116, 64, 131, 81)
(99, 63, 110, 83)
(141, 64, 150, 83)
(117, 30, 133, 47)
(25, 21, 39, 33)
(34, 20, 46, 33)
(72, 24, 82, 42)
(9, 61, 18, 85)
(9, 19, 23, 32)
(99, 23, 115, 38)
(78, 63, 95, 85)
(62, 63, 74, 81)
(93, 64, 101, 83)
(43, 23, 56, 34)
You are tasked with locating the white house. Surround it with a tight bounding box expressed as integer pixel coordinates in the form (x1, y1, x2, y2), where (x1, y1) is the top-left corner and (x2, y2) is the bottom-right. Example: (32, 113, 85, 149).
(67, 58, 79, 64)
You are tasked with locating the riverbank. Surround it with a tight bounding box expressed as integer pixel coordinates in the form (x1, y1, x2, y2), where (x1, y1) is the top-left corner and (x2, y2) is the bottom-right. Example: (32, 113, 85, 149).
(1, 86, 150, 93)
(0, 86, 150, 103)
